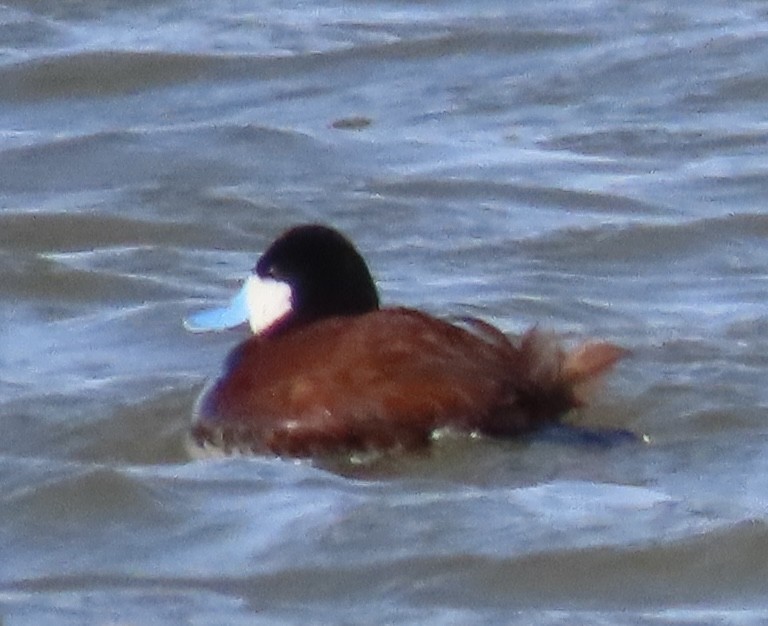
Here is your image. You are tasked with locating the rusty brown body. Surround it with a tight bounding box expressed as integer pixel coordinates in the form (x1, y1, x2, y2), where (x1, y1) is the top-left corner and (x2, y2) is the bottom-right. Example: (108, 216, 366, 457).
(193, 307, 624, 457)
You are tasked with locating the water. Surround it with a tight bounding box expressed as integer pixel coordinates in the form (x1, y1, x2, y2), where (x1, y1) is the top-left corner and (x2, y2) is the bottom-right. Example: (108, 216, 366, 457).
(3, 0, 768, 623)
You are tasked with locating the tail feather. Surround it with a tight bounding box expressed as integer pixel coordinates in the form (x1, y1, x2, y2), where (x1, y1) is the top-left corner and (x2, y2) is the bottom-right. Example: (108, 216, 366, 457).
(514, 328, 626, 418)
(563, 341, 628, 384)
(563, 341, 627, 408)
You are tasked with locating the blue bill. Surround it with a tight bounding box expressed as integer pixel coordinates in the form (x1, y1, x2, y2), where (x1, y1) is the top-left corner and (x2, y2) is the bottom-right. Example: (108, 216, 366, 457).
(183, 282, 249, 333)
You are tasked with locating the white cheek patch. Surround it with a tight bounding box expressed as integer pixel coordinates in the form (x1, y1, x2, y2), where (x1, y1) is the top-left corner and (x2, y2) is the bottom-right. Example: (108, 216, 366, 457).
(244, 275, 294, 335)
(184, 275, 293, 335)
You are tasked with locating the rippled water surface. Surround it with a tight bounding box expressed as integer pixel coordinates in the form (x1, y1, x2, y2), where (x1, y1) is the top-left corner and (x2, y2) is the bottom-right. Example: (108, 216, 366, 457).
(4, 0, 768, 623)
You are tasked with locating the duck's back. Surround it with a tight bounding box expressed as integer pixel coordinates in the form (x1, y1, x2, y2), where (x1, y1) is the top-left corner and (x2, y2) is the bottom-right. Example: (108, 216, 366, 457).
(192, 307, 622, 456)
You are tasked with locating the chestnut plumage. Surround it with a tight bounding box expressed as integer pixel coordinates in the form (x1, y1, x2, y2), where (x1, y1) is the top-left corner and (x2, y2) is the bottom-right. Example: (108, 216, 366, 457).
(189, 225, 626, 457)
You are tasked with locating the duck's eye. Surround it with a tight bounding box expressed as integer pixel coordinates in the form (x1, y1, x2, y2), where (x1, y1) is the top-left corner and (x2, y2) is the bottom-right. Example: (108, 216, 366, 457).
(263, 265, 281, 280)
(255, 260, 284, 280)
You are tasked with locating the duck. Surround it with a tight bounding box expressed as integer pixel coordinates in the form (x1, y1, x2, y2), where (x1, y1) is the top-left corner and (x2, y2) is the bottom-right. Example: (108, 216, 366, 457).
(185, 224, 627, 458)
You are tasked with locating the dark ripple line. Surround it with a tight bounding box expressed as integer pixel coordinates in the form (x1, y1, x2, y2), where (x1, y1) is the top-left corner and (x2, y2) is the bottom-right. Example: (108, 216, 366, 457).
(7, 519, 768, 606)
(368, 178, 660, 214)
(0, 28, 592, 102)
(0, 212, 218, 252)
(521, 212, 768, 263)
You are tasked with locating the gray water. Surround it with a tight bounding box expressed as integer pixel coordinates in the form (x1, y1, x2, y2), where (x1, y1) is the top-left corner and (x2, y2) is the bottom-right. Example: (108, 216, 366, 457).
(3, 0, 768, 623)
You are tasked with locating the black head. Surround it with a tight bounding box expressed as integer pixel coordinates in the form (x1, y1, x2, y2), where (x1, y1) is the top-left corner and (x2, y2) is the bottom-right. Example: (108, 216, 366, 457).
(254, 225, 380, 331)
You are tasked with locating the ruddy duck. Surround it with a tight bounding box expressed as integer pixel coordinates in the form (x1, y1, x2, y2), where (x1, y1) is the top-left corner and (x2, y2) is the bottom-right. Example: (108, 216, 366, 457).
(185, 225, 626, 457)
